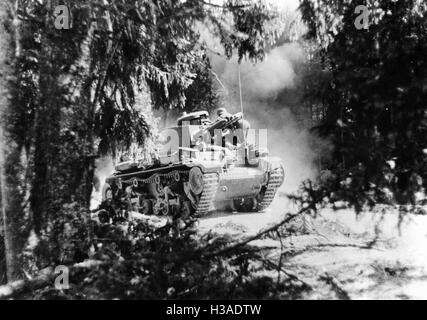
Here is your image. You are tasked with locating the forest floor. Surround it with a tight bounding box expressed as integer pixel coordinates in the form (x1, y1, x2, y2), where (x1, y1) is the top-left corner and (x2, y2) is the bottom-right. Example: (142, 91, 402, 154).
(199, 195, 427, 300)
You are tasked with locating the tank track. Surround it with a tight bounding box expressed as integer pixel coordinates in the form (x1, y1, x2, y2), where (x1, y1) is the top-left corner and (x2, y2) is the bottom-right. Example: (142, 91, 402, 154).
(112, 170, 218, 217)
(258, 167, 285, 211)
(195, 173, 219, 215)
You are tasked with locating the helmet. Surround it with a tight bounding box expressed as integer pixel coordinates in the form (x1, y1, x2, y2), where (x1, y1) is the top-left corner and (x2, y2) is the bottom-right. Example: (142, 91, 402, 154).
(217, 108, 227, 116)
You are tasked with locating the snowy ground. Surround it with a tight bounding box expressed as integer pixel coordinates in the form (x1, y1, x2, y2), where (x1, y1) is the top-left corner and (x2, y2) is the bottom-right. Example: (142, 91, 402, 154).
(199, 196, 427, 300)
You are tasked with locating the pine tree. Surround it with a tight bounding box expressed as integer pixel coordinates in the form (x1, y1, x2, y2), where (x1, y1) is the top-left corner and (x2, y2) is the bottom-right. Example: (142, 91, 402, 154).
(300, 0, 427, 206)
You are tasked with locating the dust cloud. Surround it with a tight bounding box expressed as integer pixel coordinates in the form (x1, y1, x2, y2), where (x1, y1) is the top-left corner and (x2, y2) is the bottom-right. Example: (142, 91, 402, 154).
(209, 43, 322, 195)
(91, 157, 114, 209)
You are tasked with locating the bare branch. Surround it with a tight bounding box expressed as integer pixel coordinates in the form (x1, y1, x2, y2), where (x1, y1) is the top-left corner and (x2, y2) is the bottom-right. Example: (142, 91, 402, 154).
(203, 208, 309, 258)
(200, 0, 250, 10)
(0, 260, 103, 300)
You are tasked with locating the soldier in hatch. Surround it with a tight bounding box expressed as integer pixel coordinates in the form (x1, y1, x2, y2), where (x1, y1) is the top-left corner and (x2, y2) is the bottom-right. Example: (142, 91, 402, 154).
(216, 107, 233, 121)
(195, 135, 207, 152)
(216, 108, 251, 148)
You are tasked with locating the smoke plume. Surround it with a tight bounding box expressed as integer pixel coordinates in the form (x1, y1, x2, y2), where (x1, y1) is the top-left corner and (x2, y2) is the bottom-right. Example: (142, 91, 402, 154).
(210, 42, 321, 194)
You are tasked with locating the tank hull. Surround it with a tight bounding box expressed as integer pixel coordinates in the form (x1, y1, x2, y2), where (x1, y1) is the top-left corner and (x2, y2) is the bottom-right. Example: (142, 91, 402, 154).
(98, 157, 284, 222)
(215, 167, 266, 201)
(96, 111, 285, 222)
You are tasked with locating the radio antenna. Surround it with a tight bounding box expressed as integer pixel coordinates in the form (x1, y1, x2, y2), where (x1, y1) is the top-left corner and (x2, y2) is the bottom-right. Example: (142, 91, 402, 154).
(238, 63, 244, 117)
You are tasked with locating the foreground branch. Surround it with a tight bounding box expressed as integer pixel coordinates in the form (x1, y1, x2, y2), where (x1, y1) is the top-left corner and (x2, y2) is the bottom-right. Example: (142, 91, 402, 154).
(203, 208, 308, 258)
(0, 260, 103, 300)
(319, 273, 350, 300)
(0, 208, 308, 299)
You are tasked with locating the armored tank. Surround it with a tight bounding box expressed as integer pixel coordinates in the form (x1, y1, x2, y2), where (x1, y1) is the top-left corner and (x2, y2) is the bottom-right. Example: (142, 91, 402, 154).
(99, 111, 284, 222)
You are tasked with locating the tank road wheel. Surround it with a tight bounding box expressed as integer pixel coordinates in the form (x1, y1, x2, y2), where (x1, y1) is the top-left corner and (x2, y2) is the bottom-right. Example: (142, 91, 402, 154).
(174, 171, 181, 182)
(189, 167, 204, 195)
(105, 189, 113, 200)
(157, 201, 169, 216)
(233, 198, 255, 212)
(140, 199, 153, 215)
(184, 170, 219, 216)
(102, 183, 114, 202)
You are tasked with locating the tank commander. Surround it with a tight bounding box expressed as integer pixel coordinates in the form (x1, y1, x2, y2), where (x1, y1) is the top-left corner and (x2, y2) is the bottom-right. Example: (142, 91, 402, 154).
(195, 135, 207, 152)
(216, 108, 251, 146)
(216, 107, 233, 121)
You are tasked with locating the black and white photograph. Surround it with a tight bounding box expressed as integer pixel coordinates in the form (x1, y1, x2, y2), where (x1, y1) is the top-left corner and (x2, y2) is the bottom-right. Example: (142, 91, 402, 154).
(0, 0, 427, 304)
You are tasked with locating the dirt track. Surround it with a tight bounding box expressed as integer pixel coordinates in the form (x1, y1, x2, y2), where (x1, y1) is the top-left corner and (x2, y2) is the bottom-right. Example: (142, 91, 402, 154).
(91, 188, 427, 299)
(199, 196, 427, 300)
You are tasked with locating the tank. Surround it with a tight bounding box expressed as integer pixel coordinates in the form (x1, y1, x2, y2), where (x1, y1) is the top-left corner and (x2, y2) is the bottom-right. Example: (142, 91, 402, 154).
(97, 111, 284, 222)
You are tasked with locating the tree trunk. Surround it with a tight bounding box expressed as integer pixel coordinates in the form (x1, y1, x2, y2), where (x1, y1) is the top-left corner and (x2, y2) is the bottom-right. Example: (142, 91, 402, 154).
(0, 153, 20, 283)
(30, 5, 97, 257)
(0, 0, 21, 282)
